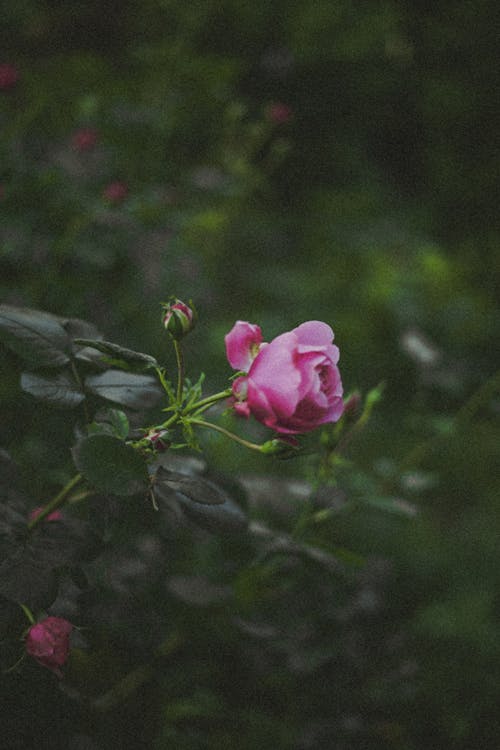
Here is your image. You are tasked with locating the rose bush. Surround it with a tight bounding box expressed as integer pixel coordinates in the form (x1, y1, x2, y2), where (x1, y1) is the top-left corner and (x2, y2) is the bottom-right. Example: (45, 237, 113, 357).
(25, 617, 73, 677)
(225, 320, 344, 434)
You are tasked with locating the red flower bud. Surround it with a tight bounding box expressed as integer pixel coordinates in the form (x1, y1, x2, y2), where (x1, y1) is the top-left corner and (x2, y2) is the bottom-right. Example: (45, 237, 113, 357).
(72, 127, 99, 152)
(28, 507, 63, 522)
(145, 429, 171, 452)
(162, 299, 196, 340)
(0, 63, 20, 91)
(266, 102, 292, 124)
(25, 617, 73, 677)
(103, 181, 128, 203)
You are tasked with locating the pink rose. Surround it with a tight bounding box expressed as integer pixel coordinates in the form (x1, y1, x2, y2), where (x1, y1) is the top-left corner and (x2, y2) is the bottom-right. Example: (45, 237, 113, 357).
(25, 616, 73, 677)
(225, 320, 344, 434)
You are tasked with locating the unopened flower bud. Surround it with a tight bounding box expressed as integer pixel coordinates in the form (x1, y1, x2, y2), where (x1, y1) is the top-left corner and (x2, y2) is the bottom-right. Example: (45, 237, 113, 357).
(28, 507, 63, 522)
(162, 299, 196, 340)
(103, 180, 128, 203)
(72, 127, 99, 152)
(145, 429, 171, 452)
(260, 436, 300, 458)
(25, 616, 73, 677)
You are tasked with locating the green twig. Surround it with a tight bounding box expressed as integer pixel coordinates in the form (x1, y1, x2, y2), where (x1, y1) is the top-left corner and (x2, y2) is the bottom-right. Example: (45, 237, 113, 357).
(189, 418, 265, 452)
(174, 340, 185, 404)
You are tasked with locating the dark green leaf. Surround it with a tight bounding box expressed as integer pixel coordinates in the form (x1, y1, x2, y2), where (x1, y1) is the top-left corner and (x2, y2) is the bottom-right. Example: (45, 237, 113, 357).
(178, 493, 248, 533)
(72, 434, 149, 496)
(154, 468, 227, 505)
(75, 338, 158, 368)
(20, 371, 85, 408)
(153, 469, 247, 533)
(85, 371, 162, 409)
(88, 408, 130, 439)
(0, 305, 71, 367)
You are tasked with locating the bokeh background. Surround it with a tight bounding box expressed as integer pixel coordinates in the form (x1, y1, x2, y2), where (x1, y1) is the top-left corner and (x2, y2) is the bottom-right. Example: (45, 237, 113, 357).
(1, 2, 500, 748)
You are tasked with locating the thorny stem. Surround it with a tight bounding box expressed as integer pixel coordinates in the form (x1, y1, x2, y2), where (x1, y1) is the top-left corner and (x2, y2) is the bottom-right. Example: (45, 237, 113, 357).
(27, 474, 83, 531)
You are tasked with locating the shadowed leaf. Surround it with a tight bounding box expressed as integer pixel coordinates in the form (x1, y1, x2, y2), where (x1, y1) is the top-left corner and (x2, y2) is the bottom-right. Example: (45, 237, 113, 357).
(0, 305, 71, 367)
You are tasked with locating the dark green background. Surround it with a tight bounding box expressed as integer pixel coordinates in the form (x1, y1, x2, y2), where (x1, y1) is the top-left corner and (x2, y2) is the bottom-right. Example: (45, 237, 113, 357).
(1, 2, 499, 748)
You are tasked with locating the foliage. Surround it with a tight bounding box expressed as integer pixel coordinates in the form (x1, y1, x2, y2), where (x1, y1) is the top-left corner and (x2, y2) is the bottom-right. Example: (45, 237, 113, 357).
(1, 1, 500, 748)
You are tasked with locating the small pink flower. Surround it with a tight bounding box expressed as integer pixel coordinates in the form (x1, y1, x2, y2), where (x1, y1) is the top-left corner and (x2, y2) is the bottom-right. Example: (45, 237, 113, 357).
(72, 127, 99, 152)
(225, 320, 343, 435)
(25, 617, 73, 677)
(103, 181, 128, 203)
(266, 102, 293, 124)
(0, 63, 20, 91)
(29, 506, 63, 522)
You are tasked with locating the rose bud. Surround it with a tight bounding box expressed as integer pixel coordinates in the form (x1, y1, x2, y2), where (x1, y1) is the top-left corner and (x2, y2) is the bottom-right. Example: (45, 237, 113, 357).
(102, 180, 128, 203)
(162, 299, 196, 340)
(260, 436, 300, 458)
(0, 63, 20, 91)
(266, 102, 292, 125)
(145, 428, 171, 452)
(72, 127, 99, 152)
(28, 507, 63, 522)
(25, 616, 73, 677)
(225, 320, 343, 435)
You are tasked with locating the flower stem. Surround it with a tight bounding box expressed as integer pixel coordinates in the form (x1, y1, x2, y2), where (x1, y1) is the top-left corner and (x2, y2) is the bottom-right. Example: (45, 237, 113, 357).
(174, 340, 184, 404)
(28, 473, 82, 531)
(189, 418, 265, 452)
(190, 388, 233, 414)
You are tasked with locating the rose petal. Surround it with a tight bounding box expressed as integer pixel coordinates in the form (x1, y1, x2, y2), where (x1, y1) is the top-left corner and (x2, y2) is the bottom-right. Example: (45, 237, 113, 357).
(225, 321, 263, 371)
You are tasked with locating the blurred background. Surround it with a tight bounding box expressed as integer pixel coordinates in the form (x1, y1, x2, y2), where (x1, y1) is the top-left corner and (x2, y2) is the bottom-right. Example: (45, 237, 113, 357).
(1, 1, 500, 748)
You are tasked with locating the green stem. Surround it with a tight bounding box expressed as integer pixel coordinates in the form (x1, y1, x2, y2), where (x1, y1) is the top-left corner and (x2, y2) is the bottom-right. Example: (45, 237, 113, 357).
(189, 418, 264, 452)
(28, 474, 82, 531)
(189, 388, 233, 414)
(20, 604, 35, 625)
(174, 340, 184, 404)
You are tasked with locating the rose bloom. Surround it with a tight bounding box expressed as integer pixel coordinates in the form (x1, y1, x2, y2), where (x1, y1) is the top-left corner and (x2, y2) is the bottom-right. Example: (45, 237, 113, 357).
(25, 616, 73, 677)
(225, 320, 344, 434)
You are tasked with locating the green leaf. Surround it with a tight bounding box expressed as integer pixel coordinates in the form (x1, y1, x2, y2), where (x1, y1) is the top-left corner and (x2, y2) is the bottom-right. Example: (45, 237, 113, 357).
(20, 371, 85, 408)
(153, 469, 247, 533)
(85, 371, 162, 409)
(0, 305, 71, 367)
(154, 467, 227, 505)
(88, 408, 130, 439)
(74, 338, 158, 368)
(72, 434, 149, 496)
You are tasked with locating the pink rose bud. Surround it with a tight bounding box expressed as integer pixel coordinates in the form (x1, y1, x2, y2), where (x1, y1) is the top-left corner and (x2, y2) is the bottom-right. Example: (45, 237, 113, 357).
(145, 428, 171, 452)
(225, 320, 344, 435)
(0, 63, 20, 91)
(25, 616, 73, 677)
(103, 180, 128, 203)
(72, 127, 99, 152)
(266, 102, 293, 124)
(28, 506, 63, 522)
(162, 299, 196, 340)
